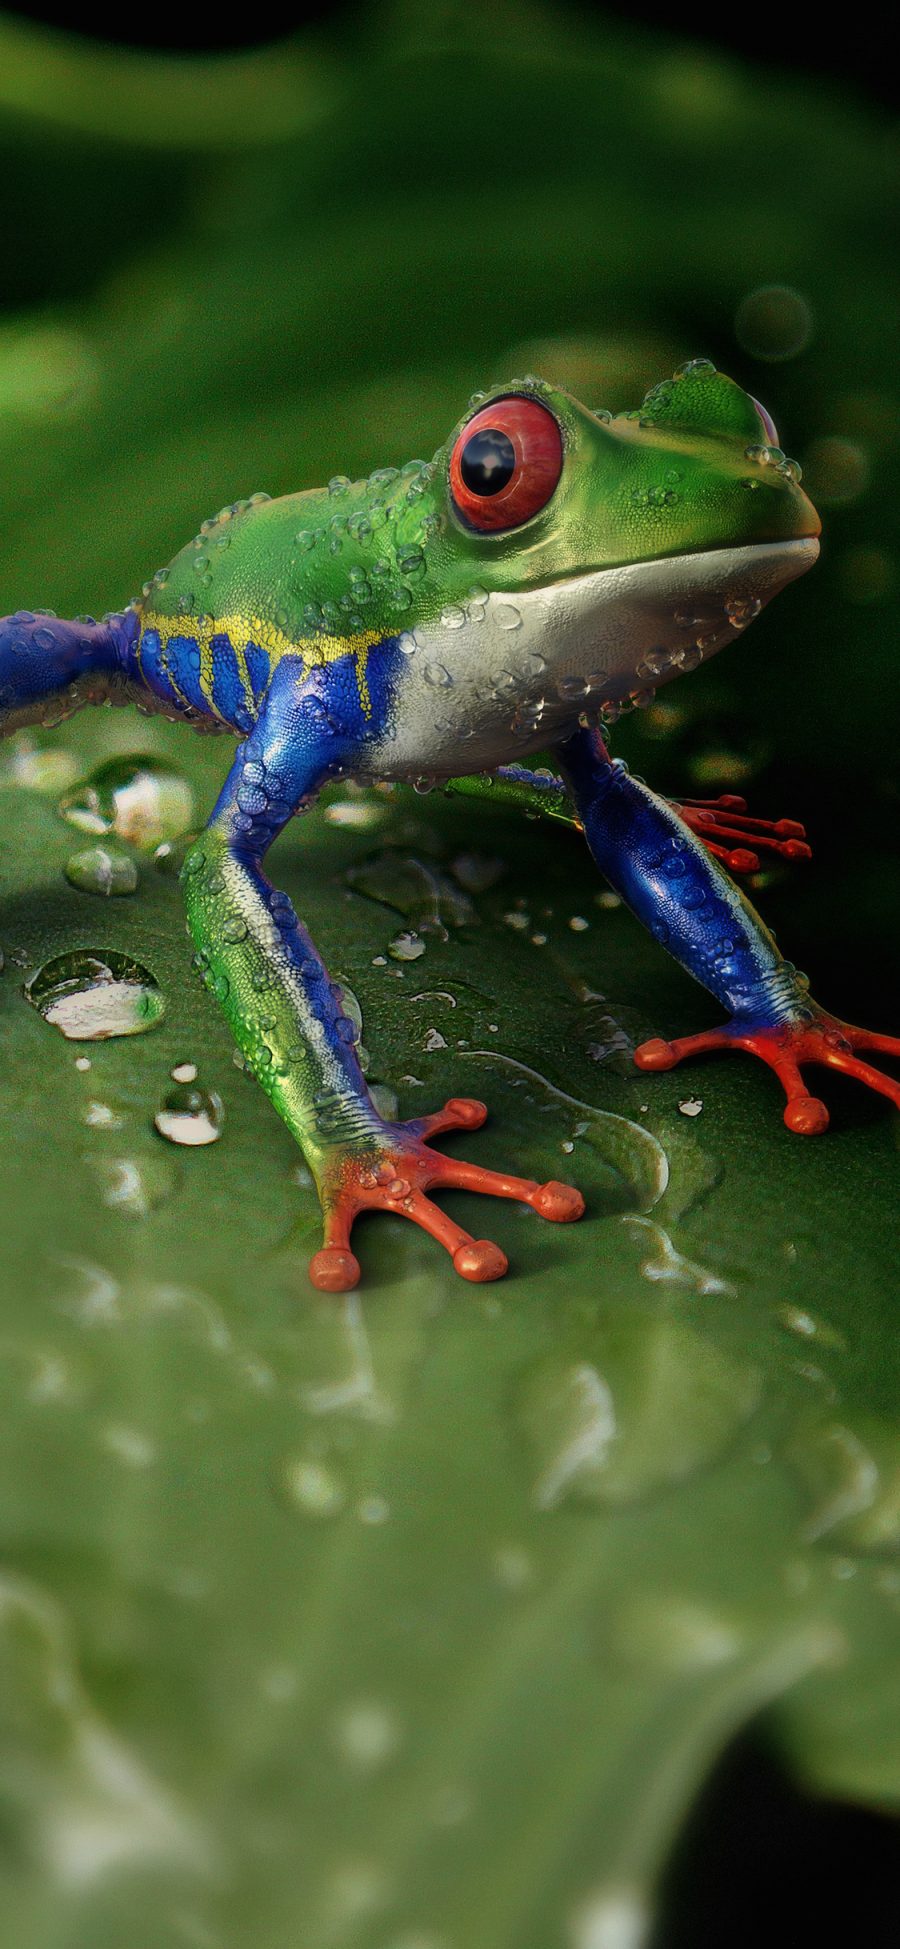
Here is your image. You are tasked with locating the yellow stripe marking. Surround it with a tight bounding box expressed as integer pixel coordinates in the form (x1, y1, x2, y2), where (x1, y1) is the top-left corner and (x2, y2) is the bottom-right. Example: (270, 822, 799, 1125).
(139, 610, 381, 721)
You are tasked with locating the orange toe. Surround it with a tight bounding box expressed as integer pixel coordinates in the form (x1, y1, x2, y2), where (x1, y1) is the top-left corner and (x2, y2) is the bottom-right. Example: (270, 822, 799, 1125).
(308, 1246, 361, 1292)
(784, 1095, 830, 1136)
(444, 1097, 488, 1129)
(534, 1180, 585, 1222)
(453, 1239, 509, 1282)
(634, 1038, 677, 1071)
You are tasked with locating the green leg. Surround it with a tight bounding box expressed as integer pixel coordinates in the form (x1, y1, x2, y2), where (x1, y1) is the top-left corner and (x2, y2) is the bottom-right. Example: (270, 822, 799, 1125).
(442, 764, 579, 827)
(182, 705, 583, 1294)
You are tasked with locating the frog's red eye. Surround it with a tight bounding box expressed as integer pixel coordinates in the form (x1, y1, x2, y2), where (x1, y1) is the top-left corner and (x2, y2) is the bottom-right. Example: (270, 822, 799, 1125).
(749, 395, 780, 447)
(450, 396, 563, 532)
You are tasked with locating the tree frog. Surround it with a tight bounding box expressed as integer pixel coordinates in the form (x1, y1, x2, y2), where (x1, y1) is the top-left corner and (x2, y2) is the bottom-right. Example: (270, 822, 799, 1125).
(3, 359, 897, 1291)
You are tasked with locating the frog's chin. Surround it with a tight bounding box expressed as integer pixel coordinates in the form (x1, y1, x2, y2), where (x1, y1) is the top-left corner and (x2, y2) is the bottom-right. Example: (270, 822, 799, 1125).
(523, 535, 821, 715)
(369, 537, 819, 779)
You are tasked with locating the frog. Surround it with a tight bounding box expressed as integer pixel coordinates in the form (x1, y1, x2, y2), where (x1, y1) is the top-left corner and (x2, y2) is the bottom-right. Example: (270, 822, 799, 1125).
(3, 358, 898, 1293)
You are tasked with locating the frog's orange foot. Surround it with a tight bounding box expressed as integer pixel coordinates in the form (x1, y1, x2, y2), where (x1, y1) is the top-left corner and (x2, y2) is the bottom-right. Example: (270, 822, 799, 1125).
(308, 1097, 585, 1292)
(635, 1015, 900, 1134)
(672, 794, 811, 876)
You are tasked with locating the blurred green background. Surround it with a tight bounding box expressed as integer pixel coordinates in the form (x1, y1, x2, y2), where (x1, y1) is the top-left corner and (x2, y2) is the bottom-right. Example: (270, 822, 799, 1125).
(0, 5, 898, 1946)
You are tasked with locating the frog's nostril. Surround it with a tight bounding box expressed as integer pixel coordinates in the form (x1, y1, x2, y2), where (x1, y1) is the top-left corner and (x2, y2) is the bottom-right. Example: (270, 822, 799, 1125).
(749, 396, 780, 447)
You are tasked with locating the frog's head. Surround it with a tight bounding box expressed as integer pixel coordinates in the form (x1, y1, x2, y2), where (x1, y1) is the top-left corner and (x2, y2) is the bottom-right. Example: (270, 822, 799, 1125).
(410, 360, 819, 752)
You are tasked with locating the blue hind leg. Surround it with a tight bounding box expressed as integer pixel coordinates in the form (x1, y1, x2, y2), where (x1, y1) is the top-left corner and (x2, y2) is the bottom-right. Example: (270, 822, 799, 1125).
(0, 609, 137, 735)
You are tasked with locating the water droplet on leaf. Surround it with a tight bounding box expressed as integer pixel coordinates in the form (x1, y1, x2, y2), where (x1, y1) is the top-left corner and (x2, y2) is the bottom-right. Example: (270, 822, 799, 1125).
(26, 950, 165, 1040)
(154, 1085, 224, 1147)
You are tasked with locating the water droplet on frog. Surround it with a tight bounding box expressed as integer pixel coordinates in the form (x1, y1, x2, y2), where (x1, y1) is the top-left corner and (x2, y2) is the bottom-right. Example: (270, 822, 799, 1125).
(557, 674, 589, 702)
(725, 595, 763, 627)
(424, 662, 452, 688)
(398, 631, 418, 657)
(154, 1084, 224, 1147)
(494, 603, 521, 630)
(440, 605, 466, 630)
(25, 950, 165, 1040)
(64, 845, 138, 897)
(59, 756, 194, 851)
(278, 1455, 346, 1519)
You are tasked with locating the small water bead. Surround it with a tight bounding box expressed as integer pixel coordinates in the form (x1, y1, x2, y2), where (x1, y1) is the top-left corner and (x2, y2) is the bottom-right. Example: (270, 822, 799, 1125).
(65, 845, 138, 897)
(673, 356, 717, 379)
(280, 1455, 347, 1519)
(60, 756, 195, 851)
(26, 949, 165, 1040)
(388, 930, 425, 962)
(495, 604, 521, 631)
(557, 674, 589, 702)
(424, 662, 452, 688)
(724, 595, 762, 627)
(154, 1085, 224, 1147)
(440, 604, 466, 631)
(82, 1099, 127, 1130)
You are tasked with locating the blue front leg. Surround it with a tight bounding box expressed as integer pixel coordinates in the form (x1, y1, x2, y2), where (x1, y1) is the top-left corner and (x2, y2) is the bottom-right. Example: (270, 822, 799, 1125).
(556, 727, 900, 1133)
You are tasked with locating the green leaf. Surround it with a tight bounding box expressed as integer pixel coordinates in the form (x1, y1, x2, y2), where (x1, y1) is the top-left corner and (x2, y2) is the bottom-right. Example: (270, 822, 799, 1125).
(1, 7, 899, 1944)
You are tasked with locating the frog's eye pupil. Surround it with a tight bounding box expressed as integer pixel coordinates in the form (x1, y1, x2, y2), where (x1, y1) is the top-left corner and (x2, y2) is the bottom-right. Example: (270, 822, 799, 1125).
(449, 394, 563, 533)
(460, 428, 516, 497)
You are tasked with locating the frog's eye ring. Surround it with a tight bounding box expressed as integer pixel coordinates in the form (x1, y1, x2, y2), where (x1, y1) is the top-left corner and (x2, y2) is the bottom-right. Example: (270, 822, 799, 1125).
(450, 396, 563, 532)
(749, 395, 780, 448)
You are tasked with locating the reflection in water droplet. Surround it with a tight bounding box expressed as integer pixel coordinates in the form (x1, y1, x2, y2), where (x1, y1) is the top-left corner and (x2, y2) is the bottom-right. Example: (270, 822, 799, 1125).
(569, 1883, 651, 1949)
(102, 1423, 157, 1469)
(88, 1153, 178, 1216)
(347, 852, 474, 934)
(154, 1086, 224, 1147)
(0, 1571, 209, 1889)
(81, 1099, 127, 1131)
(1, 733, 79, 794)
(518, 1321, 760, 1511)
(790, 1413, 900, 1552)
(610, 1592, 744, 1673)
(279, 1456, 346, 1519)
(64, 846, 138, 897)
(388, 930, 426, 962)
(623, 1216, 734, 1296)
(776, 1303, 846, 1351)
(467, 1051, 668, 1212)
(330, 1699, 402, 1772)
(26, 950, 165, 1040)
(59, 756, 194, 851)
(171, 1061, 198, 1084)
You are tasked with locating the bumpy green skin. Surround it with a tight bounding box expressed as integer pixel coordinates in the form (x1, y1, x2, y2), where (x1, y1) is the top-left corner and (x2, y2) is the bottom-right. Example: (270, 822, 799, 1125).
(140, 367, 812, 688)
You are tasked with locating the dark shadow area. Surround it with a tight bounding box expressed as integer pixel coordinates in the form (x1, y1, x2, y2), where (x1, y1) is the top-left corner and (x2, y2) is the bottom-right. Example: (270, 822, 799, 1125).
(657, 1734, 900, 1947)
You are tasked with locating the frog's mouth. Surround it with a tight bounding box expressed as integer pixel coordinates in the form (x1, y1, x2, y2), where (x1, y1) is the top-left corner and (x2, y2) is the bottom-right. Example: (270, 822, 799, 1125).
(512, 536, 820, 711)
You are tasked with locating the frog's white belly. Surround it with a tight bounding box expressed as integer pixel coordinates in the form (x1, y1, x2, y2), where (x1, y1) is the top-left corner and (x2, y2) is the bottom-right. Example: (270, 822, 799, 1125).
(366, 538, 818, 781)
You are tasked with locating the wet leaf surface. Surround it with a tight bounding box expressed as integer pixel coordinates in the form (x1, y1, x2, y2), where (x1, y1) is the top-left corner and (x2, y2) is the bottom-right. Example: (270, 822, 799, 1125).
(0, 7, 899, 1945)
